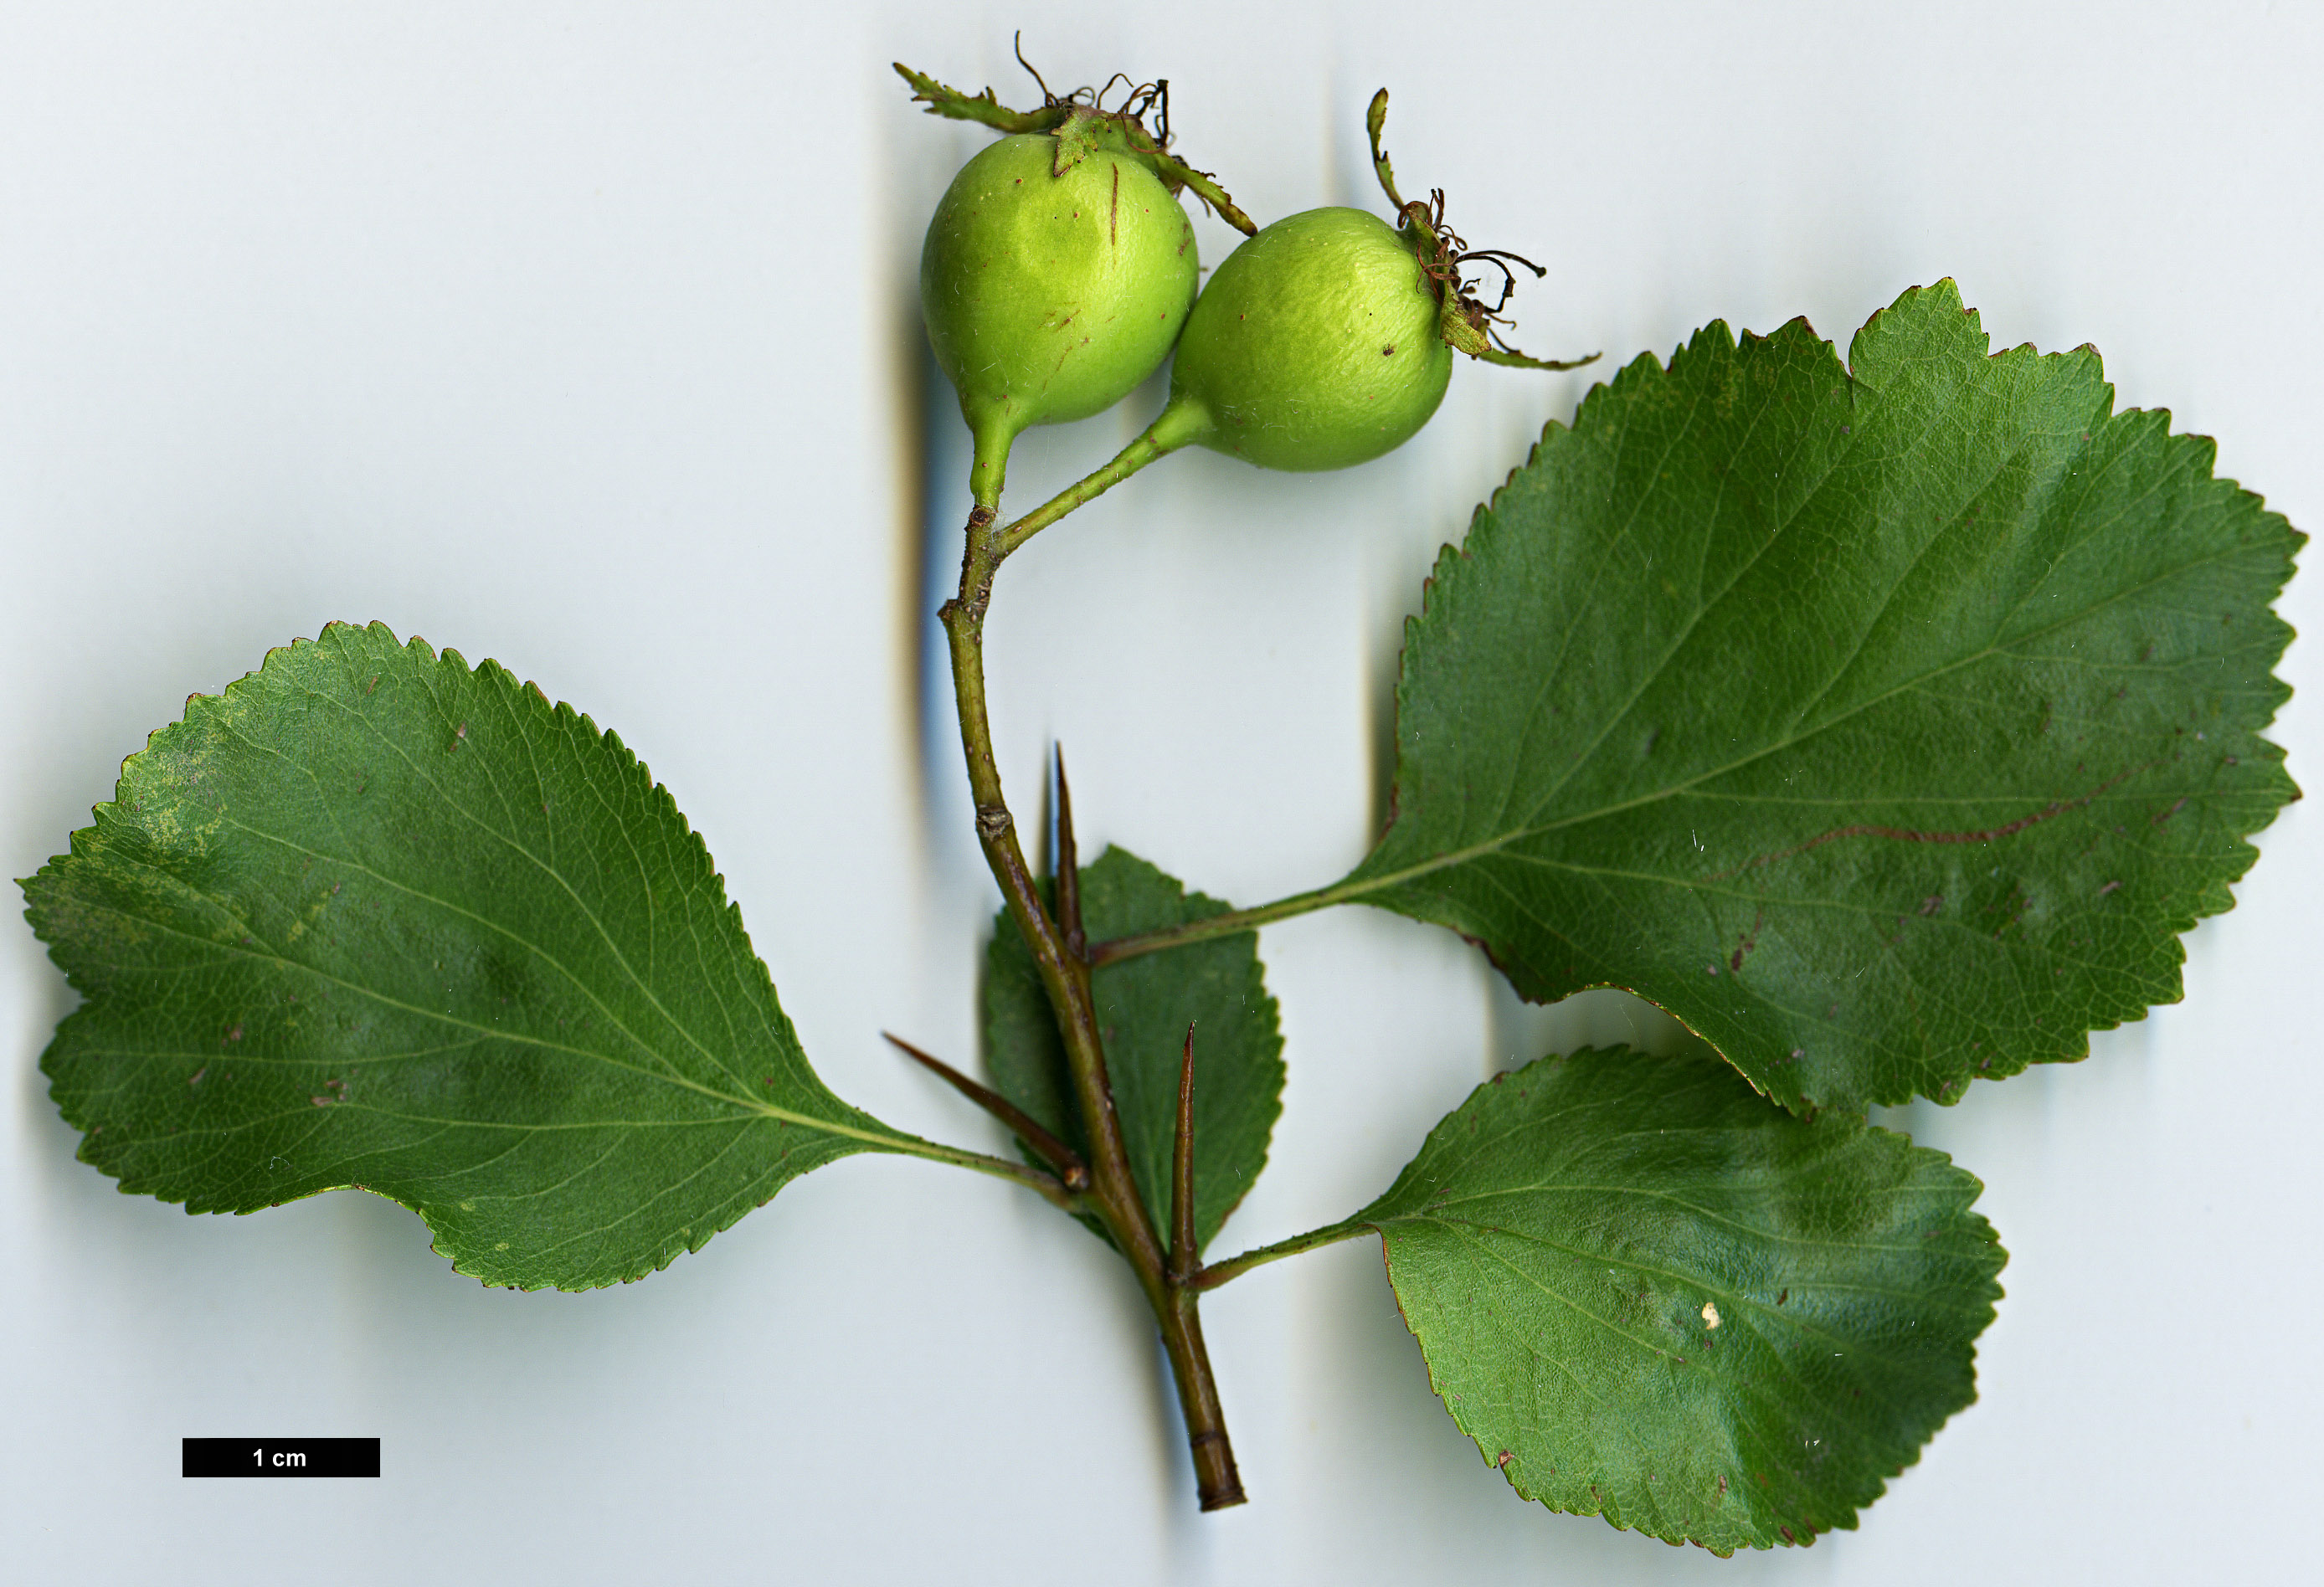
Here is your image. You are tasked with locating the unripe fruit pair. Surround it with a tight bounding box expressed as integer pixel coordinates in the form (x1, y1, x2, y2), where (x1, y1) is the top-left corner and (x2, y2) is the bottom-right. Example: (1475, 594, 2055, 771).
(923, 144, 1449, 484)
(918, 84, 1585, 490)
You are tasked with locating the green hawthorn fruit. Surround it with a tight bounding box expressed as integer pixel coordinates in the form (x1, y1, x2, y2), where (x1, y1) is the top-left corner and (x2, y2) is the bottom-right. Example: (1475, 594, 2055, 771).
(921, 131, 1201, 505)
(1165, 207, 1452, 472)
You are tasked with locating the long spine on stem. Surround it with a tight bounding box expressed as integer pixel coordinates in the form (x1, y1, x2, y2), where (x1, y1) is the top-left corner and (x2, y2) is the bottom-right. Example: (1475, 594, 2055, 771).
(1170, 1026, 1198, 1285)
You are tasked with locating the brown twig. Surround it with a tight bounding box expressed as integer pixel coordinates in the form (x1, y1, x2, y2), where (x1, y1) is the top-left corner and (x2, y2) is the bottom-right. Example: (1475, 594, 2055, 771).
(939, 503, 1245, 1510)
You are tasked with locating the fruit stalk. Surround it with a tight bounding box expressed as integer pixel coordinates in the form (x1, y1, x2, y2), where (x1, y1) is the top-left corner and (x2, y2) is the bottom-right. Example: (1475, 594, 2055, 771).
(994, 400, 1209, 559)
(938, 506, 1246, 1511)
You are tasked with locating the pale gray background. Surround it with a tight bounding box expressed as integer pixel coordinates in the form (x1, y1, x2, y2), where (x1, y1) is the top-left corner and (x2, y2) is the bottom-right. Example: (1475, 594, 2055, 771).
(4, 3, 2318, 1582)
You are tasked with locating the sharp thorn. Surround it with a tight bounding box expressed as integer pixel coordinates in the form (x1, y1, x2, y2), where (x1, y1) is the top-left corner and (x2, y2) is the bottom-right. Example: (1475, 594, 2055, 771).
(1055, 746, 1086, 962)
(883, 1032, 1090, 1189)
(1170, 1023, 1198, 1283)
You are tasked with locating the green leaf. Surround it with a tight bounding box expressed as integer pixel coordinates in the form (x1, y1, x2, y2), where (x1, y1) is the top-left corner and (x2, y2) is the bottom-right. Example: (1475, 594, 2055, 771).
(1358, 1047, 2003, 1554)
(23, 622, 922, 1290)
(984, 846, 1282, 1251)
(1349, 281, 2299, 1112)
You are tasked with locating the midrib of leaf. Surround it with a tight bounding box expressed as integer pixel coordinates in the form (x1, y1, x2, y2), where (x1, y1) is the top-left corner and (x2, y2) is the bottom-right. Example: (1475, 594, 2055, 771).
(1449, 479, 2193, 873)
(1426, 1220, 1939, 1451)
(1417, 1180, 1956, 1259)
(1488, 341, 1854, 835)
(224, 678, 748, 1091)
(1486, 359, 1735, 829)
(1433, 1221, 1702, 1362)
(1480, 851, 2110, 941)
(213, 806, 712, 1090)
(1385, 1111, 1968, 1292)
(1427, 1213, 1962, 1322)
(62, 1040, 487, 1066)
(1765, 391, 2120, 744)
(1396, 336, 2215, 865)
(1170, 507, 2257, 946)
(114, 1097, 838, 1134)
(225, 665, 850, 1097)
(1427, 1220, 1763, 1549)
(66, 836, 912, 1160)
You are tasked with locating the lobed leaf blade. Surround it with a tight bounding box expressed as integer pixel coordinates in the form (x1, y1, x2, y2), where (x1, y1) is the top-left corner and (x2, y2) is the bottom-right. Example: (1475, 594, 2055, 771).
(1351, 281, 2300, 1112)
(23, 622, 917, 1290)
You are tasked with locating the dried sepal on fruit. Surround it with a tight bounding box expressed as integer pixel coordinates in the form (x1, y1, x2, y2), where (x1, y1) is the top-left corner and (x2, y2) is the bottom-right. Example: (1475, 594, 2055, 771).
(1363, 90, 1598, 373)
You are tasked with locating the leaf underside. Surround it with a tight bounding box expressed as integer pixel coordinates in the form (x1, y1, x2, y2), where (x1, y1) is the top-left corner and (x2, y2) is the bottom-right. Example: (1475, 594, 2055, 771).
(1353, 281, 2300, 1112)
(983, 846, 1283, 1251)
(23, 622, 913, 1290)
(1362, 1047, 2003, 1554)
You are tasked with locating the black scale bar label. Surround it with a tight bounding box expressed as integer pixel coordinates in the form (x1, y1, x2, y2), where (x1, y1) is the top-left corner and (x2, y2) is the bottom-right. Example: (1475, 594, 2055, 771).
(183, 1438, 380, 1477)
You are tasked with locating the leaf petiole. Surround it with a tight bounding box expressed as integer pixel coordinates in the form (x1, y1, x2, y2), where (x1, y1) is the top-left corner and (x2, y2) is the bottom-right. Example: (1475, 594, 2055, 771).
(1090, 878, 1357, 964)
(890, 1133, 1082, 1212)
(886, 1031, 1092, 1191)
(990, 398, 1211, 564)
(1186, 1217, 1374, 1291)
